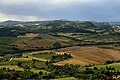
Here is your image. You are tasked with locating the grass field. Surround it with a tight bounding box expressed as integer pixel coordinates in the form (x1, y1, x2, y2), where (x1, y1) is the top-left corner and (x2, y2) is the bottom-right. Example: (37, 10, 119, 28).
(30, 68, 50, 74)
(0, 59, 47, 71)
(0, 60, 18, 65)
(32, 52, 56, 60)
(91, 62, 120, 71)
(34, 61, 46, 66)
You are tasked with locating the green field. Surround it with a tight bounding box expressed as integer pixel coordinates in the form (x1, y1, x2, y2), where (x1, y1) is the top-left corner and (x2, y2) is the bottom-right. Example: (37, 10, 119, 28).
(34, 61, 45, 66)
(0, 60, 18, 65)
(32, 52, 56, 60)
(30, 68, 50, 74)
(91, 62, 120, 71)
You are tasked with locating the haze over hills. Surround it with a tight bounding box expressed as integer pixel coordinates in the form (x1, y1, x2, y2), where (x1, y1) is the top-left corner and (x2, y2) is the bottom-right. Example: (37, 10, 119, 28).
(0, 20, 119, 25)
(109, 22, 120, 25)
(0, 20, 49, 25)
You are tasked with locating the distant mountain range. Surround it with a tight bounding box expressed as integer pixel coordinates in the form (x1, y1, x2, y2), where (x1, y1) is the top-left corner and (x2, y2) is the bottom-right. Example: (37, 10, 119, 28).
(0, 20, 23, 25)
(109, 22, 120, 25)
(0, 20, 120, 26)
(0, 20, 49, 25)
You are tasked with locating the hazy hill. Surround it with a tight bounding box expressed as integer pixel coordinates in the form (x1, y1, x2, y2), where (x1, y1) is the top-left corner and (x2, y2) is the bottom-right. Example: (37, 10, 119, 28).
(109, 22, 120, 25)
(0, 20, 49, 25)
(0, 20, 23, 25)
(0, 20, 120, 54)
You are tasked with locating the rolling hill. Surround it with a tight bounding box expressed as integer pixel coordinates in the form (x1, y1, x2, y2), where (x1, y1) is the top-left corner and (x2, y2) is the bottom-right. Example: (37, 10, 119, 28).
(56, 46, 120, 66)
(0, 20, 120, 55)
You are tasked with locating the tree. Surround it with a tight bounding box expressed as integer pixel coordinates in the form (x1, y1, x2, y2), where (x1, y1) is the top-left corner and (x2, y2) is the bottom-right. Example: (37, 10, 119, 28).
(94, 67, 98, 70)
(45, 61, 49, 65)
(17, 62, 22, 67)
(39, 71, 43, 75)
(2, 67, 6, 70)
(53, 42, 62, 49)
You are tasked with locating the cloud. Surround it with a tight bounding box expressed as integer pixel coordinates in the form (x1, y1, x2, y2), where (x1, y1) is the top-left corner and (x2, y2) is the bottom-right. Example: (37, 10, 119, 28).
(0, 0, 120, 21)
(0, 12, 48, 21)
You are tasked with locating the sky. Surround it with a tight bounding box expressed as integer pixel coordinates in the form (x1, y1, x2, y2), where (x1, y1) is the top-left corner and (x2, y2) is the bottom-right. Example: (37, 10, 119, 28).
(0, 0, 120, 22)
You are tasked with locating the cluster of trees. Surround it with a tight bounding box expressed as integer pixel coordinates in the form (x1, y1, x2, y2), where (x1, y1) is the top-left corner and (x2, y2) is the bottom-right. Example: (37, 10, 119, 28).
(0, 68, 50, 80)
(0, 58, 10, 62)
(105, 60, 120, 64)
(52, 42, 62, 49)
(50, 53, 72, 62)
(47, 64, 120, 80)
(17, 60, 47, 70)
(0, 62, 120, 80)
(48, 64, 80, 77)
(77, 66, 120, 80)
(17, 61, 33, 69)
(0, 64, 79, 79)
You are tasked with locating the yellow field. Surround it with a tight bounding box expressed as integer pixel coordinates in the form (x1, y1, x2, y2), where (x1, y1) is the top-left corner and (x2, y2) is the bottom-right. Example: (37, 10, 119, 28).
(13, 58, 32, 61)
(0, 66, 23, 71)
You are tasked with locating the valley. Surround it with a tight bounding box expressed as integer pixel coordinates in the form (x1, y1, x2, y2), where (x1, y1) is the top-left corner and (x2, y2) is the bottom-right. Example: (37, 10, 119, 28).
(0, 20, 120, 79)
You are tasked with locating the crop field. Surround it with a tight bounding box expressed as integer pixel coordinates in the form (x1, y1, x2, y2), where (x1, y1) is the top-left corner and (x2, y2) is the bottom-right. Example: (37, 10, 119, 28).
(56, 46, 120, 65)
(32, 52, 56, 60)
(13, 58, 33, 61)
(0, 66, 23, 71)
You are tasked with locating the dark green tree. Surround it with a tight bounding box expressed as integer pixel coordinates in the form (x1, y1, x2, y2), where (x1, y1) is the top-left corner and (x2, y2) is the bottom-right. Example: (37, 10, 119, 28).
(53, 42, 62, 49)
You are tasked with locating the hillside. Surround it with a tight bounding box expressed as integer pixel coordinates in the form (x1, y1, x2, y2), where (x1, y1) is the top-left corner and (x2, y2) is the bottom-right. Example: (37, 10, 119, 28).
(0, 20, 120, 54)
(56, 46, 120, 65)
(1, 20, 120, 80)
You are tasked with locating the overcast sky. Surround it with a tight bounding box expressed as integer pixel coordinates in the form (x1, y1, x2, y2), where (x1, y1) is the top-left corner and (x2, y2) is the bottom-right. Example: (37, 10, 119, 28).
(0, 0, 120, 21)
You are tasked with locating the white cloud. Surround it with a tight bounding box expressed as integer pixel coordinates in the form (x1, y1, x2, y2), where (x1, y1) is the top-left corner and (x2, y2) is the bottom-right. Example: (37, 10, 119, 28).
(0, 12, 48, 21)
(0, 0, 100, 6)
(1, 0, 27, 5)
